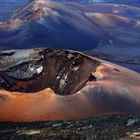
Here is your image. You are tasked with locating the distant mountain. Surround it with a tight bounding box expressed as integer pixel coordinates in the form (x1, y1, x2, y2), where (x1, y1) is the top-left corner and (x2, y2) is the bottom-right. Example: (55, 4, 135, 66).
(0, 0, 27, 3)
(54, 0, 140, 6)
(0, 0, 140, 71)
(0, 0, 140, 6)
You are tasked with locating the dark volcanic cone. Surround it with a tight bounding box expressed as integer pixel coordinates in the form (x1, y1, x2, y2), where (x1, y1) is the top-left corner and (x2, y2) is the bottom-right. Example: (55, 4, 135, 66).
(0, 48, 140, 122)
(0, 48, 100, 95)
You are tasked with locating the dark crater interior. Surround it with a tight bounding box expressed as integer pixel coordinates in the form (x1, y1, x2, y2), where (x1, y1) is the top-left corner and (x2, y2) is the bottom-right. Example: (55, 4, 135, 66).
(0, 49, 100, 95)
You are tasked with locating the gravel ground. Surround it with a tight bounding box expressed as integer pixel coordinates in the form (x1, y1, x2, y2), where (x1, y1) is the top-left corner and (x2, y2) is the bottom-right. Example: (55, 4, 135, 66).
(0, 114, 140, 140)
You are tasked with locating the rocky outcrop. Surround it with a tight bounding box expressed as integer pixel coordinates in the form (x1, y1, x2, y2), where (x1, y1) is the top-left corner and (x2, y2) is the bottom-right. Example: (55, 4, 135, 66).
(0, 115, 140, 140)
